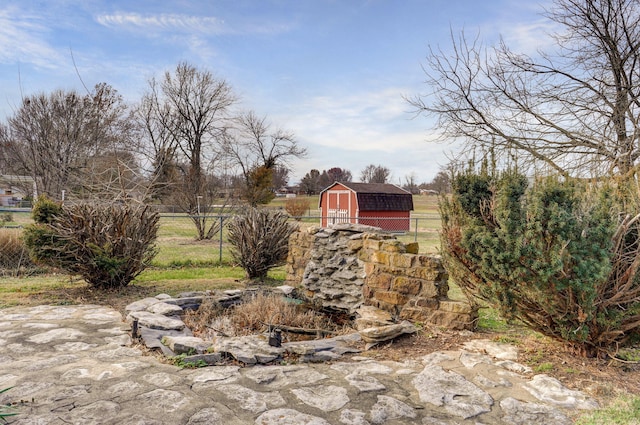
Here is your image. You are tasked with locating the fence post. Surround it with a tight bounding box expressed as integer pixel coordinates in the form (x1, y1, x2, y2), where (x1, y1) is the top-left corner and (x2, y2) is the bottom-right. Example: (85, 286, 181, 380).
(414, 218, 419, 242)
(219, 216, 224, 263)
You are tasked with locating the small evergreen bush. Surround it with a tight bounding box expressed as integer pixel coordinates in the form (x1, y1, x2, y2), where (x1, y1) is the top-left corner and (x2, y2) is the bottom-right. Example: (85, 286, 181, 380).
(441, 170, 640, 357)
(23, 199, 160, 288)
(227, 207, 296, 280)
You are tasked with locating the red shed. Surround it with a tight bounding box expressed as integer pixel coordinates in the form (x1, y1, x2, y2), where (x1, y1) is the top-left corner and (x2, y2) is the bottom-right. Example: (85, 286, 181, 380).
(318, 182, 414, 232)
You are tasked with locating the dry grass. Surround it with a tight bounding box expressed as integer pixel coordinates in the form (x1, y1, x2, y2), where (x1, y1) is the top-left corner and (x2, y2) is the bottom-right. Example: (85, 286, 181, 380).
(0, 228, 35, 274)
(184, 292, 354, 341)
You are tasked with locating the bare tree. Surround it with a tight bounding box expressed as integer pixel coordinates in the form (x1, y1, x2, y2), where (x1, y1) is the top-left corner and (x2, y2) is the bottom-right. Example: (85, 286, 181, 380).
(299, 169, 322, 195)
(360, 164, 391, 183)
(224, 111, 306, 206)
(138, 62, 236, 239)
(421, 169, 451, 194)
(402, 172, 420, 194)
(2, 83, 133, 200)
(327, 167, 352, 182)
(410, 0, 640, 181)
(272, 165, 290, 191)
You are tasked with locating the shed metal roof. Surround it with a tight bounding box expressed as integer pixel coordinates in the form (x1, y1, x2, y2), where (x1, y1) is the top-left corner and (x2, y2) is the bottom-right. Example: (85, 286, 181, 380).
(320, 182, 414, 211)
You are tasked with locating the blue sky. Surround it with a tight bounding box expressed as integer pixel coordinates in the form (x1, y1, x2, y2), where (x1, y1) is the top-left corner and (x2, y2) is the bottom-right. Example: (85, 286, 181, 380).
(0, 0, 552, 184)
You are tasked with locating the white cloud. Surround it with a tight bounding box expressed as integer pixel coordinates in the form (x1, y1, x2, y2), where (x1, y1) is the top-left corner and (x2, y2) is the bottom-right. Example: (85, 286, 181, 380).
(285, 88, 436, 152)
(276, 87, 451, 183)
(96, 12, 227, 34)
(0, 7, 63, 69)
(499, 19, 558, 54)
(95, 12, 292, 36)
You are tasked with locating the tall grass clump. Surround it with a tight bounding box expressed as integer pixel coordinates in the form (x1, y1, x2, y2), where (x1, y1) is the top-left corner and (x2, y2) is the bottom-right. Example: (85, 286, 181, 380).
(0, 228, 35, 275)
(184, 293, 348, 340)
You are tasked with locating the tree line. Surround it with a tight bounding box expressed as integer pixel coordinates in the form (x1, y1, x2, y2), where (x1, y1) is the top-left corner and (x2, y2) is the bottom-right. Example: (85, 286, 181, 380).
(0, 63, 306, 239)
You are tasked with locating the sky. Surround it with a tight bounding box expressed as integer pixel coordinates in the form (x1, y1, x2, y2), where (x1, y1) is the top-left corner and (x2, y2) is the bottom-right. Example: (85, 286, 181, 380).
(0, 0, 553, 185)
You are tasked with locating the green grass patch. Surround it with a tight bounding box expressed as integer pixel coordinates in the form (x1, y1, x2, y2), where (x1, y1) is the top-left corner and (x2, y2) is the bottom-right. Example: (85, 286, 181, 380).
(534, 362, 554, 373)
(137, 266, 244, 282)
(575, 395, 640, 425)
(477, 306, 511, 332)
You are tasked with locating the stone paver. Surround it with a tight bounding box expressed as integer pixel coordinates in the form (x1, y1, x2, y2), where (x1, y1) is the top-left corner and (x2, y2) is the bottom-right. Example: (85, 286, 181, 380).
(0, 305, 598, 424)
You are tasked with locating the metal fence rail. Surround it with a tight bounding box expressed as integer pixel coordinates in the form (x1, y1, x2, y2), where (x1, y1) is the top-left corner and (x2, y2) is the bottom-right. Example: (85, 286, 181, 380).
(0, 211, 441, 275)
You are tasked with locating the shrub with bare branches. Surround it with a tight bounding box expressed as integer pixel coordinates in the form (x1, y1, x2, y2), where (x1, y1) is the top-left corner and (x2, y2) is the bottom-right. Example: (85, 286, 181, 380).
(23, 198, 159, 288)
(227, 207, 296, 280)
(285, 198, 310, 220)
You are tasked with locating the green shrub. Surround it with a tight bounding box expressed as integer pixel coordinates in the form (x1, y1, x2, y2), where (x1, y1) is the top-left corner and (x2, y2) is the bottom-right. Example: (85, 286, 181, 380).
(227, 207, 296, 280)
(23, 202, 160, 289)
(441, 170, 640, 357)
(31, 195, 63, 224)
(0, 212, 12, 225)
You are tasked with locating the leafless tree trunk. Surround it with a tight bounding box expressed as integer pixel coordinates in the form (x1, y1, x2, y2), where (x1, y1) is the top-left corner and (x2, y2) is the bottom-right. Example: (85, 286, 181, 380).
(410, 0, 640, 180)
(138, 62, 236, 240)
(360, 164, 391, 183)
(224, 111, 306, 206)
(2, 83, 133, 200)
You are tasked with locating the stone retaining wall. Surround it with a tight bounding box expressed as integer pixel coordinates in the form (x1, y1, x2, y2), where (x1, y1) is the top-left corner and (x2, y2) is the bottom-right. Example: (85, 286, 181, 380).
(285, 223, 477, 330)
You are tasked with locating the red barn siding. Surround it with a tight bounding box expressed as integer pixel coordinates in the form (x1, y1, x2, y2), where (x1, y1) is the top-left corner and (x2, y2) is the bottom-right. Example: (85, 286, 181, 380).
(358, 210, 411, 232)
(319, 182, 413, 231)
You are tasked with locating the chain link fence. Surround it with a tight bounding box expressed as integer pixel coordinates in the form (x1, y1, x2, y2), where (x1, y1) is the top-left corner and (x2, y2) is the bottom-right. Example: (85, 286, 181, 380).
(0, 227, 37, 276)
(0, 209, 441, 275)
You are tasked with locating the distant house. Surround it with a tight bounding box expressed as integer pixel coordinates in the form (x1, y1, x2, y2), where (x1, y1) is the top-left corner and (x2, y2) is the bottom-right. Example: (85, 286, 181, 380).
(318, 182, 414, 232)
(0, 175, 35, 207)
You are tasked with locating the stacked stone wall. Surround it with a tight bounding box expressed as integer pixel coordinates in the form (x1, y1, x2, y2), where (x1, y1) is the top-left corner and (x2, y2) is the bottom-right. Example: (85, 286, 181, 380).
(285, 224, 477, 330)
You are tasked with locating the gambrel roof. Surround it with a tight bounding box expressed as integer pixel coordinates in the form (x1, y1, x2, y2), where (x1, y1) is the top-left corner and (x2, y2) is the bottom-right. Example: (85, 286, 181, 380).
(319, 182, 414, 211)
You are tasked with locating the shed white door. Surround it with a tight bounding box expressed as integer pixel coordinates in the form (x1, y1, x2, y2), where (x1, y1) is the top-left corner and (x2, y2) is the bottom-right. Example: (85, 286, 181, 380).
(327, 190, 351, 224)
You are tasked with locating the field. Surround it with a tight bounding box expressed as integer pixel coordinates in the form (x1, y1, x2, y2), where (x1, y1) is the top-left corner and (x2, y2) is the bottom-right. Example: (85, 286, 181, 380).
(1, 196, 639, 422)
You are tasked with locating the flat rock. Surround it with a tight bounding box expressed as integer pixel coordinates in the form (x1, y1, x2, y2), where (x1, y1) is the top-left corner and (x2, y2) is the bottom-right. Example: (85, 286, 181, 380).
(370, 395, 417, 424)
(462, 339, 519, 361)
(138, 327, 192, 356)
(355, 306, 394, 330)
(359, 321, 417, 344)
(339, 409, 369, 425)
(523, 374, 599, 410)
(126, 311, 185, 331)
(190, 366, 241, 385)
(26, 328, 86, 344)
(255, 408, 330, 425)
(220, 383, 286, 413)
(212, 335, 284, 364)
(164, 296, 205, 308)
(162, 335, 211, 355)
(500, 396, 571, 425)
(274, 285, 296, 295)
(291, 385, 349, 411)
(147, 302, 183, 316)
(413, 365, 493, 419)
(345, 372, 386, 392)
(125, 297, 162, 312)
(496, 359, 532, 374)
(283, 333, 361, 356)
